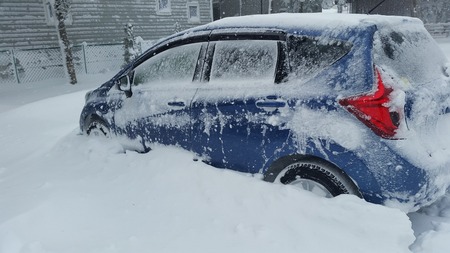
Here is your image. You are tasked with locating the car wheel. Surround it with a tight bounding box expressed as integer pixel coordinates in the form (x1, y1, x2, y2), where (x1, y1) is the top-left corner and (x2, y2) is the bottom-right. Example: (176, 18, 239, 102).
(86, 120, 110, 138)
(264, 156, 362, 198)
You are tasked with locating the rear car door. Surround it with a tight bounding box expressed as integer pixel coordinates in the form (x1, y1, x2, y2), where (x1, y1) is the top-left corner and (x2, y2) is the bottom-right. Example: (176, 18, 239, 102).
(191, 31, 290, 173)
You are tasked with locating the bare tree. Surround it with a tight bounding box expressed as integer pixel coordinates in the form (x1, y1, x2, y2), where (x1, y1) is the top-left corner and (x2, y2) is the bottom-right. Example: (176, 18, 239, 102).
(54, 0, 77, 84)
(336, 0, 346, 13)
(123, 23, 141, 67)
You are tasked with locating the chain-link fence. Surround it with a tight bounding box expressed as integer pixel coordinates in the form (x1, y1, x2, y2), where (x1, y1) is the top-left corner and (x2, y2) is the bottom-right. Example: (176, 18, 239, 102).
(0, 41, 154, 84)
(15, 47, 66, 83)
(78, 44, 124, 74)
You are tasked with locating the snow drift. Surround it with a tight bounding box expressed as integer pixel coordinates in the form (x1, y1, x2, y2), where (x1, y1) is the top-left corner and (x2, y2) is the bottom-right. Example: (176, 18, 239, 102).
(0, 91, 415, 253)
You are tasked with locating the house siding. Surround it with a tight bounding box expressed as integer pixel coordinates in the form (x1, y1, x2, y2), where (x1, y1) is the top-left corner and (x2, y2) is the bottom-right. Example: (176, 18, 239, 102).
(417, 0, 450, 23)
(0, 0, 212, 50)
(349, 0, 416, 18)
(212, 0, 271, 20)
(350, 0, 450, 24)
(0, 1, 59, 49)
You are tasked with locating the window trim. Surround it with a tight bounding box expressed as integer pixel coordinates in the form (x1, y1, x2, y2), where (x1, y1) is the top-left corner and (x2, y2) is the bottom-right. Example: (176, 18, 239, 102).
(156, 0, 171, 15)
(44, 0, 55, 25)
(133, 34, 210, 67)
(187, 1, 200, 24)
(43, 0, 73, 26)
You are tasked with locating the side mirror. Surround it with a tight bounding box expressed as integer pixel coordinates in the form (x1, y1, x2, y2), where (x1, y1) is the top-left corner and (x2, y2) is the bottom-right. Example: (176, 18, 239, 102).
(117, 75, 132, 98)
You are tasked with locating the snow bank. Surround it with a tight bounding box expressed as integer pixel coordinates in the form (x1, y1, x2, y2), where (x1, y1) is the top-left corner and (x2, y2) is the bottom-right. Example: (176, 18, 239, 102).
(0, 73, 110, 113)
(0, 142, 414, 253)
(412, 222, 450, 253)
(0, 91, 414, 253)
(1, 19, 450, 253)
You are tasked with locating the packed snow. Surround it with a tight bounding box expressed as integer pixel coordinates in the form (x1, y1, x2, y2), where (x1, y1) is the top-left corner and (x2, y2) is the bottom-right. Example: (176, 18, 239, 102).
(1, 34, 450, 253)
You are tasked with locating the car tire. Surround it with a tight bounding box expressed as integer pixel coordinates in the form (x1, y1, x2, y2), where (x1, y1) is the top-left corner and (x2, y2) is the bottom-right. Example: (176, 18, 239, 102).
(86, 119, 110, 138)
(264, 156, 362, 198)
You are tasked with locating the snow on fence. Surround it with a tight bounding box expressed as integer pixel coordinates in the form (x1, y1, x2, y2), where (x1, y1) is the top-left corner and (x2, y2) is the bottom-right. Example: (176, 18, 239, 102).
(75, 43, 123, 75)
(15, 47, 66, 83)
(0, 49, 17, 83)
(0, 41, 154, 84)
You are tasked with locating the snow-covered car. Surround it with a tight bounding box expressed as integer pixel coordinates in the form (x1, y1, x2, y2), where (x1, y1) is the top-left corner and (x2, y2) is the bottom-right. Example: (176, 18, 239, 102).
(80, 13, 450, 212)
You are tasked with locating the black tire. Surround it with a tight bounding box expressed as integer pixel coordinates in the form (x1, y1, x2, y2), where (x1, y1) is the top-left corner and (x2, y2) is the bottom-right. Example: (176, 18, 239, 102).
(264, 155, 362, 198)
(86, 119, 110, 138)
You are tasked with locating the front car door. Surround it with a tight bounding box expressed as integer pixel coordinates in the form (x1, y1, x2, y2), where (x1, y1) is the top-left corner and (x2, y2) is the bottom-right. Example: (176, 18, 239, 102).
(112, 39, 207, 151)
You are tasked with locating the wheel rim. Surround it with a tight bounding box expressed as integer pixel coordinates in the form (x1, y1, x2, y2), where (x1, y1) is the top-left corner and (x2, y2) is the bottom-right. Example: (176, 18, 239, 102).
(289, 178, 333, 198)
(87, 122, 110, 138)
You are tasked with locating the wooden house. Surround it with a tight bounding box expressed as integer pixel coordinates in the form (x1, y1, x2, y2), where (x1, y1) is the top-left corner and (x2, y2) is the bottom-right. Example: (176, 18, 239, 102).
(0, 0, 213, 50)
(417, 0, 450, 23)
(211, 0, 321, 20)
(349, 0, 450, 23)
(212, 0, 270, 20)
(348, 0, 417, 18)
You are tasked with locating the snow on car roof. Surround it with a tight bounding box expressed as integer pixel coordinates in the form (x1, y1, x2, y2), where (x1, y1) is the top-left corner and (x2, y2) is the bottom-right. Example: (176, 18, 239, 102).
(199, 13, 423, 31)
(146, 13, 424, 64)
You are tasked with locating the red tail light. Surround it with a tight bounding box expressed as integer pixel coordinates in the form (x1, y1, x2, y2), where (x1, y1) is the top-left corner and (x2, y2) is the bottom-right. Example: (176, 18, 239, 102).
(339, 68, 401, 139)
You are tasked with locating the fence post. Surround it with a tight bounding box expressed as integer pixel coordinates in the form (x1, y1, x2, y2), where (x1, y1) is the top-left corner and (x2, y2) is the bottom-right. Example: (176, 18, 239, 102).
(82, 42, 88, 74)
(10, 49, 20, 84)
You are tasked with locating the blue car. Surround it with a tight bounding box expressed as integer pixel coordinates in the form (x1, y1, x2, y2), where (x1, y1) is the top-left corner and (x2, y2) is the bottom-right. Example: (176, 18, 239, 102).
(80, 13, 450, 211)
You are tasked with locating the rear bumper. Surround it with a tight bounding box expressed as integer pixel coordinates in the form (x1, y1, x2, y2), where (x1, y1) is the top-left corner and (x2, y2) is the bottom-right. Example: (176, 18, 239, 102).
(349, 136, 446, 212)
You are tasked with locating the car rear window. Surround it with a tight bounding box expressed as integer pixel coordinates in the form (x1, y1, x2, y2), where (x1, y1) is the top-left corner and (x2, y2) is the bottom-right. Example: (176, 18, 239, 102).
(287, 35, 352, 82)
(373, 27, 448, 86)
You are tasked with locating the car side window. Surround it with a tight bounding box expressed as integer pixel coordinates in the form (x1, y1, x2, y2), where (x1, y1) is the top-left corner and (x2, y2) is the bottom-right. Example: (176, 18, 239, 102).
(133, 43, 202, 86)
(210, 40, 278, 82)
(288, 35, 352, 81)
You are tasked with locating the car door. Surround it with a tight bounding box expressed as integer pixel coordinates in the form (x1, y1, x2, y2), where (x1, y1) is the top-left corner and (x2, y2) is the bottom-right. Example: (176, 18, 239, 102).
(112, 41, 207, 151)
(191, 32, 291, 173)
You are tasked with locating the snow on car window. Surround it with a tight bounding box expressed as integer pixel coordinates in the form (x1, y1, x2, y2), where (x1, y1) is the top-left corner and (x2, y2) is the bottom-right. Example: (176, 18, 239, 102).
(373, 27, 447, 87)
(288, 35, 352, 82)
(210, 40, 277, 82)
(372, 25, 450, 186)
(133, 43, 201, 86)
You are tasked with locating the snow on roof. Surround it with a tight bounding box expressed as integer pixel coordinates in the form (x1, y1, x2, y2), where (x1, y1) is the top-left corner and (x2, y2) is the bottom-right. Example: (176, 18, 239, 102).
(149, 13, 424, 58)
(200, 13, 423, 31)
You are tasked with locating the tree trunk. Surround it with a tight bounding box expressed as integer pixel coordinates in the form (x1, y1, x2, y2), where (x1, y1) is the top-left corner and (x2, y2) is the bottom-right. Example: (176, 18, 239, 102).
(55, 0, 77, 84)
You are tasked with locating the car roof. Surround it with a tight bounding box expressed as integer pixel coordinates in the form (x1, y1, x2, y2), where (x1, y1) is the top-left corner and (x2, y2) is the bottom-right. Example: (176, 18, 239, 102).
(131, 13, 423, 76)
(156, 13, 424, 45)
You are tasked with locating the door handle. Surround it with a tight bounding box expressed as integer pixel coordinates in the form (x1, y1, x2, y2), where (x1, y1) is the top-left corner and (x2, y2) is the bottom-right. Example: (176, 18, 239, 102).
(167, 101, 185, 107)
(255, 100, 286, 108)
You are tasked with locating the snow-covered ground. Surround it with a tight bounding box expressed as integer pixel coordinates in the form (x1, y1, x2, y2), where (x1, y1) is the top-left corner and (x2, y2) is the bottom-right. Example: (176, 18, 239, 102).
(0, 40, 449, 253)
